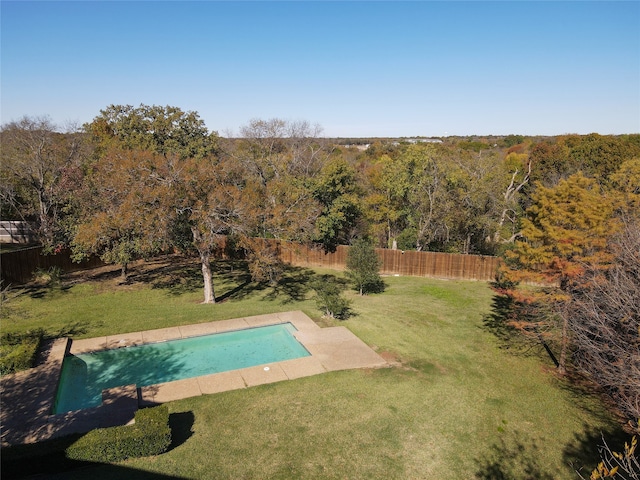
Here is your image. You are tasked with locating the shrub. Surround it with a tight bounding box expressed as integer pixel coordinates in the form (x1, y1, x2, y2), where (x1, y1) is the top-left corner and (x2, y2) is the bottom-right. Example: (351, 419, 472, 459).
(0, 329, 44, 375)
(312, 275, 352, 320)
(66, 405, 171, 463)
(33, 266, 63, 287)
(246, 247, 284, 286)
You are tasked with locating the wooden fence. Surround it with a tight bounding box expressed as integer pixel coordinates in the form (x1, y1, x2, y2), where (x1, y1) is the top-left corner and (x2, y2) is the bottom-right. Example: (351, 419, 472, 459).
(0, 240, 501, 286)
(0, 247, 104, 285)
(251, 239, 501, 282)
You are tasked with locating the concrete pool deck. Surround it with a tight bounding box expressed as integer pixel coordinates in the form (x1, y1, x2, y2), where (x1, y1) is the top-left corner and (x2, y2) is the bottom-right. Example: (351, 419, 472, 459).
(1, 311, 388, 446)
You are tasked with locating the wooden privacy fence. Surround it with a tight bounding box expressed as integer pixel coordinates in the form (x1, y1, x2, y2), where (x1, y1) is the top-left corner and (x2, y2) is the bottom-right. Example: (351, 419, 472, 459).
(1, 239, 501, 285)
(0, 247, 104, 285)
(252, 239, 501, 282)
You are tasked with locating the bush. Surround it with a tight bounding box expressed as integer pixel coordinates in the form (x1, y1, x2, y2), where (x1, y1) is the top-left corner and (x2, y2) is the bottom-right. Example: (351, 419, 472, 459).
(33, 266, 63, 287)
(312, 275, 352, 320)
(0, 329, 44, 375)
(66, 405, 171, 463)
(246, 247, 284, 286)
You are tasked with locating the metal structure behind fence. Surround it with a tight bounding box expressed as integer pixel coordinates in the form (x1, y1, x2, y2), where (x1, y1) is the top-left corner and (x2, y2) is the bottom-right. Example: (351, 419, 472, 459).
(0, 221, 37, 244)
(1, 239, 500, 285)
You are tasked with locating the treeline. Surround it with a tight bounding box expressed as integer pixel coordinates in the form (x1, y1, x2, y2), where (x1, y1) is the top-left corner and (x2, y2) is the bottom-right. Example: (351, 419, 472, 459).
(1, 106, 639, 273)
(2, 107, 638, 259)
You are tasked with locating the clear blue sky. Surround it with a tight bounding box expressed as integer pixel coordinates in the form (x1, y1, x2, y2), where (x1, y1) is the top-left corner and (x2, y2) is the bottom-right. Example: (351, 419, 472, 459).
(1, 1, 638, 137)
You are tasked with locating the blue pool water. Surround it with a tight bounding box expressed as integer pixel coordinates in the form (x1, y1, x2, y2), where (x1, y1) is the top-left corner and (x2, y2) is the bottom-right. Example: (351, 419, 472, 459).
(54, 322, 309, 413)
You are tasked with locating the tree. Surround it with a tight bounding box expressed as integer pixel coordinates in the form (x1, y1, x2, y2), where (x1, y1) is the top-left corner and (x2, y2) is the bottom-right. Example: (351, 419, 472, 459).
(0, 116, 89, 249)
(345, 238, 383, 295)
(529, 135, 640, 187)
(228, 118, 327, 282)
(80, 104, 230, 300)
(492, 149, 532, 244)
(569, 218, 640, 423)
(229, 118, 327, 243)
(312, 158, 362, 252)
(500, 173, 619, 375)
(72, 147, 172, 281)
(175, 155, 256, 303)
(528, 140, 571, 187)
(233, 118, 327, 185)
(87, 104, 218, 159)
(609, 158, 640, 217)
(361, 154, 409, 249)
(448, 146, 507, 254)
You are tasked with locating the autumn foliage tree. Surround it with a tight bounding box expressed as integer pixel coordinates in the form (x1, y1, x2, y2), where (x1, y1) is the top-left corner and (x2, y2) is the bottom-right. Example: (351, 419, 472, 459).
(499, 173, 619, 374)
(72, 147, 174, 280)
(77, 104, 221, 292)
(0, 116, 88, 250)
(174, 155, 259, 303)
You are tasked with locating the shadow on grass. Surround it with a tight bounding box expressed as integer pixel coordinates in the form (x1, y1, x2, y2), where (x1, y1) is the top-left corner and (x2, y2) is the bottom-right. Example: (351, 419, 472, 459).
(481, 293, 520, 346)
(214, 261, 261, 302)
(262, 265, 317, 304)
(145, 260, 206, 296)
(25, 282, 74, 299)
(73, 255, 331, 307)
(563, 422, 632, 478)
(480, 292, 558, 366)
(0, 412, 194, 480)
(141, 258, 258, 300)
(474, 430, 555, 480)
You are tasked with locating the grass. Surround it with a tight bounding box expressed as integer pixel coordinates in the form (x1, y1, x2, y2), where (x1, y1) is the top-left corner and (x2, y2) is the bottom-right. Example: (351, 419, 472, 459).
(1, 257, 625, 479)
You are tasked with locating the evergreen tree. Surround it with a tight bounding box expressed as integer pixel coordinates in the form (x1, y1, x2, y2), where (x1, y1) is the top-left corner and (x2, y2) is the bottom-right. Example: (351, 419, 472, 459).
(499, 173, 618, 374)
(345, 238, 384, 295)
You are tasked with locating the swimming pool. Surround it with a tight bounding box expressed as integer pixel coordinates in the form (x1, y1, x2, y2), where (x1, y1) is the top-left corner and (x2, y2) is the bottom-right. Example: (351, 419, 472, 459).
(54, 322, 310, 414)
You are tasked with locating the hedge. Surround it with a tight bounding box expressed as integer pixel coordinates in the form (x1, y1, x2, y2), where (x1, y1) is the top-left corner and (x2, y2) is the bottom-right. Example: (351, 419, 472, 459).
(0, 329, 44, 375)
(65, 405, 171, 462)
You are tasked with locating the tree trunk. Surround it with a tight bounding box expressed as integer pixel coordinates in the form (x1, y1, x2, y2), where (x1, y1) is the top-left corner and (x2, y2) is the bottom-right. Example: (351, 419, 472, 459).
(200, 251, 216, 304)
(558, 313, 569, 376)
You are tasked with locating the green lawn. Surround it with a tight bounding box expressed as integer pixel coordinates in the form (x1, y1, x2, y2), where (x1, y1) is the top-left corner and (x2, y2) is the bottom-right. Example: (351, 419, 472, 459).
(1, 258, 622, 479)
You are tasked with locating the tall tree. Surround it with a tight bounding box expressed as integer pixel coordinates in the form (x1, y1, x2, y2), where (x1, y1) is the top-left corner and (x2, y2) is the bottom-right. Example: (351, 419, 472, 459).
(72, 147, 172, 280)
(312, 157, 362, 252)
(564, 160, 640, 422)
(492, 149, 532, 244)
(79, 104, 223, 296)
(609, 158, 640, 216)
(345, 238, 383, 295)
(228, 118, 327, 281)
(370, 153, 413, 249)
(0, 116, 89, 249)
(87, 104, 218, 159)
(175, 155, 257, 303)
(233, 118, 327, 185)
(230, 118, 326, 244)
(500, 173, 619, 374)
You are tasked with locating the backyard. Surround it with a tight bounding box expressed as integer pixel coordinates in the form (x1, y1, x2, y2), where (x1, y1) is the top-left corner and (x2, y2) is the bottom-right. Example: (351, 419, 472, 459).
(0, 257, 624, 479)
